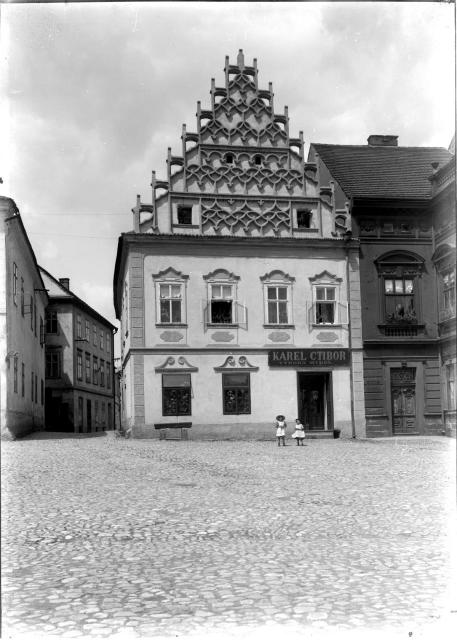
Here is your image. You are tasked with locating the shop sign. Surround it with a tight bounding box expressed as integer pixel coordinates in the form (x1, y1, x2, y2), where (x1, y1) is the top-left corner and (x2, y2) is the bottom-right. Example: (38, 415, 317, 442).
(268, 349, 350, 367)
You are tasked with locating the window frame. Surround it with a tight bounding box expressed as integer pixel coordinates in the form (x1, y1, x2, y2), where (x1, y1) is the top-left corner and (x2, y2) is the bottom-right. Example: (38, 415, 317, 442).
(100, 359, 105, 387)
(46, 310, 58, 334)
(309, 271, 346, 327)
(46, 351, 61, 379)
(85, 352, 91, 383)
(93, 356, 98, 385)
(77, 350, 83, 381)
(153, 269, 188, 326)
(383, 277, 416, 323)
(106, 362, 111, 390)
(162, 373, 192, 417)
(76, 315, 82, 339)
(222, 372, 251, 415)
(177, 205, 193, 226)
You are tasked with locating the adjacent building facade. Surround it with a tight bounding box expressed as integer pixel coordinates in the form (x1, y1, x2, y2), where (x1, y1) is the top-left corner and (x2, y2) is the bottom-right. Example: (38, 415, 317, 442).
(430, 148, 456, 437)
(0, 197, 48, 438)
(310, 136, 454, 437)
(114, 51, 366, 440)
(40, 268, 116, 433)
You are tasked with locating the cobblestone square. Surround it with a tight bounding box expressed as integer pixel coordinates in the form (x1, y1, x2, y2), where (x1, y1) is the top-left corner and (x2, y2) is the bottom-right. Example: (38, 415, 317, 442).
(1, 434, 456, 640)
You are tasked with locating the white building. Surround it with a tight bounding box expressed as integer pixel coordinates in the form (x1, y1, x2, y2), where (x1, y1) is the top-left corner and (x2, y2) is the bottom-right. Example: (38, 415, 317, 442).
(113, 51, 366, 440)
(0, 197, 48, 438)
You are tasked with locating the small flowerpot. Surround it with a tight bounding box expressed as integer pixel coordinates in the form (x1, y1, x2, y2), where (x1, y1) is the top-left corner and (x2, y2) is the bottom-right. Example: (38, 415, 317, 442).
(333, 429, 341, 439)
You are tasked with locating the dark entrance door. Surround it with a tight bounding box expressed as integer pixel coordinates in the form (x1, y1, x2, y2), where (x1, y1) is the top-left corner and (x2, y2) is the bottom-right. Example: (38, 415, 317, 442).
(297, 373, 332, 431)
(45, 389, 60, 430)
(87, 399, 92, 431)
(391, 368, 417, 435)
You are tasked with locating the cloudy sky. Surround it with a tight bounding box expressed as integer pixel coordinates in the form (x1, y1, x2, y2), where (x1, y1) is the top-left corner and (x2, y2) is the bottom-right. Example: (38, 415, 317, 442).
(1, 1, 454, 355)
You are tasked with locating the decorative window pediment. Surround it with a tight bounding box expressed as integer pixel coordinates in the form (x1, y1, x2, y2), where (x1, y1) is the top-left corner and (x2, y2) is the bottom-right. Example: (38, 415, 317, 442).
(260, 270, 295, 283)
(308, 270, 342, 285)
(152, 267, 189, 281)
(155, 356, 198, 373)
(214, 356, 259, 372)
(203, 269, 240, 282)
(375, 251, 424, 277)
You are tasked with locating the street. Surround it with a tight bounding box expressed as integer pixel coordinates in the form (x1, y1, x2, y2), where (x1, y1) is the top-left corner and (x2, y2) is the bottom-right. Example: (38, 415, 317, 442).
(1, 433, 456, 640)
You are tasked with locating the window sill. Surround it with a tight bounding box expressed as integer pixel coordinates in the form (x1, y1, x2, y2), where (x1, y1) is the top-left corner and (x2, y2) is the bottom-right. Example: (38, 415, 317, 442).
(263, 324, 295, 329)
(293, 227, 319, 232)
(312, 323, 342, 328)
(156, 323, 188, 328)
(207, 323, 239, 329)
(172, 224, 200, 229)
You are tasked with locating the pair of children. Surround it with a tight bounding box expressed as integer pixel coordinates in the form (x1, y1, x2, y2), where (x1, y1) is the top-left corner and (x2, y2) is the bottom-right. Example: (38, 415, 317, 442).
(274, 415, 306, 446)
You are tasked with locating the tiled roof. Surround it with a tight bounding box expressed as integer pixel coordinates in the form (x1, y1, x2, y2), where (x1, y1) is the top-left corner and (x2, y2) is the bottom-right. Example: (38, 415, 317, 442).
(312, 143, 453, 200)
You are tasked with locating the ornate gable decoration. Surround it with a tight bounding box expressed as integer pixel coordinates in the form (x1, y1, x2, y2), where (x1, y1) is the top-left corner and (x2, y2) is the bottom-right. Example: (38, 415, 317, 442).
(155, 356, 198, 373)
(260, 270, 295, 283)
(214, 356, 259, 372)
(203, 269, 240, 282)
(374, 251, 425, 277)
(152, 267, 189, 281)
(309, 270, 343, 284)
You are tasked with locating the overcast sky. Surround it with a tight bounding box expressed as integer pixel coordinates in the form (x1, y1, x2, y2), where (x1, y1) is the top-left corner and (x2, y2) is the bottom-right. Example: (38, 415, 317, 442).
(1, 1, 454, 355)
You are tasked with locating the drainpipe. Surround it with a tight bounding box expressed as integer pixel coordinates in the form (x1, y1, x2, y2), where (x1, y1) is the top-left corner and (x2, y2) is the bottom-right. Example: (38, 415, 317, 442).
(344, 231, 357, 439)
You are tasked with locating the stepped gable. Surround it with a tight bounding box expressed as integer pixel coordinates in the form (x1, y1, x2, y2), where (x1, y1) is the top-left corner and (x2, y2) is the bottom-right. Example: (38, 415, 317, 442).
(136, 51, 323, 238)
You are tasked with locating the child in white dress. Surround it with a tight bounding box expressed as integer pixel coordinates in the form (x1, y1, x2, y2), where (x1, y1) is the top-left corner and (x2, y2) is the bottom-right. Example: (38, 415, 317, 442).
(275, 415, 287, 446)
(291, 418, 306, 446)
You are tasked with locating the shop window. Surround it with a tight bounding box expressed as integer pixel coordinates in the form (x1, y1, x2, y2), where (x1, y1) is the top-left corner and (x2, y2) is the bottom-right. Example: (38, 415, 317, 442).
(177, 205, 192, 225)
(46, 310, 58, 334)
(222, 373, 251, 415)
(384, 278, 416, 323)
(162, 373, 191, 416)
(46, 351, 61, 379)
(77, 350, 83, 381)
(297, 209, 312, 229)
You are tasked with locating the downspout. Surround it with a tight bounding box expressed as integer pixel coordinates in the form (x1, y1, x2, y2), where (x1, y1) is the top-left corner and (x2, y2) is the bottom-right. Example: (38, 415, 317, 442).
(344, 226, 357, 439)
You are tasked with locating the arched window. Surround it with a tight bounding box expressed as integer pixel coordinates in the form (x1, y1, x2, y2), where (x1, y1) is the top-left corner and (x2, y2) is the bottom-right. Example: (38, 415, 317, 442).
(375, 252, 424, 325)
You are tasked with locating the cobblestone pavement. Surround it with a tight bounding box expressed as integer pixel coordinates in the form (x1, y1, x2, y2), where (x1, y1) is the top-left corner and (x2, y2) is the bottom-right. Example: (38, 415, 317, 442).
(1, 434, 456, 640)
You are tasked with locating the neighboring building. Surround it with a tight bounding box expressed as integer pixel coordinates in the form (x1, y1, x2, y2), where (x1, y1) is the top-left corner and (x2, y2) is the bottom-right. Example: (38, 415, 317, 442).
(310, 136, 453, 437)
(0, 197, 48, 438)
(114, 51, 366, 440)
(430, 145, 456, 437)
(39, 268, 116, 433)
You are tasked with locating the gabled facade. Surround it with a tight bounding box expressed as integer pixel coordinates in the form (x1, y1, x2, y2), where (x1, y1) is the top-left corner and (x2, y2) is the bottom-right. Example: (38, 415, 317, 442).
(0, 197, 48, 438)
(114, 51, 365, 440)
(430, 149, 456, 437)
(40, 268, 116, 433)
(310, 136, 453, 437)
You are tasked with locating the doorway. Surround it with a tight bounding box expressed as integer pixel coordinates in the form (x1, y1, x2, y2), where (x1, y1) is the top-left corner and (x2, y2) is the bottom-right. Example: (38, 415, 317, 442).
(297, 373, 332, 431)
(391, 368, 417, 435)
(87, 399, 92, 431)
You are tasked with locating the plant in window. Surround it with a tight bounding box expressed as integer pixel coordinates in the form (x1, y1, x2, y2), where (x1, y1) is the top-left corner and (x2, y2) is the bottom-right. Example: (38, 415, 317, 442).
(385, 279, 416, 323)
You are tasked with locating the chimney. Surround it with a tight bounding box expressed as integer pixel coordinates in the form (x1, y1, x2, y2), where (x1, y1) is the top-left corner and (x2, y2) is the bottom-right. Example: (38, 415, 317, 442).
(59, 278, 70, 290)
(367, 135, 398, 147)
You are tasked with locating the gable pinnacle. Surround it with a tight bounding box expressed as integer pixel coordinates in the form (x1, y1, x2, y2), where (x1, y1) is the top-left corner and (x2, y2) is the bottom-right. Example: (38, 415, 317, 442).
(237, 49, 245, 70)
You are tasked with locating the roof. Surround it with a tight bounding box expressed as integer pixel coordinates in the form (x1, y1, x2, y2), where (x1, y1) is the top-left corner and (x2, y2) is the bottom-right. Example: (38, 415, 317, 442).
(39, 266, 117, 331)
(311, 143, 453, 200)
